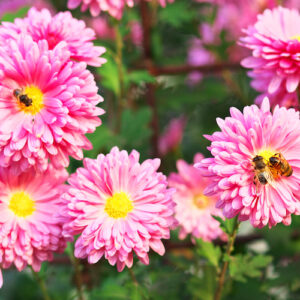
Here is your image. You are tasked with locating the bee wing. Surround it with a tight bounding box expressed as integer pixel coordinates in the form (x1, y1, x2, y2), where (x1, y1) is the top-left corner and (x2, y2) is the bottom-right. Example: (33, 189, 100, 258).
(262, 170, 273, 183)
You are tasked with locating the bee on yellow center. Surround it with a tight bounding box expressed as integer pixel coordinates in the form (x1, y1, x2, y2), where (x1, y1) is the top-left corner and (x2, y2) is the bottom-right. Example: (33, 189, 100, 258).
(252, 150, 293, 186)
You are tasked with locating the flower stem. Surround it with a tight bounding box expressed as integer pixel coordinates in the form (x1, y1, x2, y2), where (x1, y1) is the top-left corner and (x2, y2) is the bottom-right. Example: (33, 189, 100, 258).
(31, 268, 52, 300)
(214, 217, 240, 300)
(129, 268, 139, 286)
(69, 252, 86, 300)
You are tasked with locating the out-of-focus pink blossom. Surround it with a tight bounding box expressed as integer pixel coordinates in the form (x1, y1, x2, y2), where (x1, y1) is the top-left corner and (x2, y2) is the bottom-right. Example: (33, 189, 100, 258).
(187, 38, 215, 85)
(129, 21, 143, 47)
(196, 98, 300, 228)
(169, 153, 225, 242)
(59, 147, 175, 272)
(67, 0, 173, 19)
(158, 116, 186, 156)
(89, 17, 115, 40)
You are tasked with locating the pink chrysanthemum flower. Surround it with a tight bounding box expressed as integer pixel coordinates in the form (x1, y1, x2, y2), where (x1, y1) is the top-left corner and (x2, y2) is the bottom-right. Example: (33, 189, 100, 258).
(0, 165, 68, 288)
(240, 7, 300, 107)
(0, 35, 104, 174)
(0, 7, 106, 67)
(60, 147, 175, 271)
(67, 0, 173, 19)
(195, 98, 300, 228)
(168, 154, 225, 242)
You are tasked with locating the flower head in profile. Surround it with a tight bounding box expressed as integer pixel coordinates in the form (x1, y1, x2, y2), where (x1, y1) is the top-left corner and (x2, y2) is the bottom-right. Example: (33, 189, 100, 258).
(60, 147, 175, 271)
(0, 35, 104, 174)
(240, 6, 300, 107)
(168, 154, 225, 242)
(158, 116, 186, 156)
(0, 165, 68, 288)
(0, 7, 106, 67)
(67, 0, 173, 19)
(187, 38, 215, 85)
(196, 98, 300, 228)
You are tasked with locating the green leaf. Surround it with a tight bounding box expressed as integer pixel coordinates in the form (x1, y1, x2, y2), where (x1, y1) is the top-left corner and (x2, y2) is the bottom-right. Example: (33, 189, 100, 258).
(97, 52, 120, 95)
(159, 2, 197, 28)
(213, 216, 237, 236)
(120, 107, 152, 150)
(196, 239, 221, 268)
(1, 6, 29, 22)
(126, 70, 156, 86)
(229, 254, 273, 283)
(85, 124, 120, 158)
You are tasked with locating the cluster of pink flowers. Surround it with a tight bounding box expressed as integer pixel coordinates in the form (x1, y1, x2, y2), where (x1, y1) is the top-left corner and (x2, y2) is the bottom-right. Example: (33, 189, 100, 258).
(0, 6, 106, 287)
(0, 4, 179, 286)
(68, 0, 174, 19)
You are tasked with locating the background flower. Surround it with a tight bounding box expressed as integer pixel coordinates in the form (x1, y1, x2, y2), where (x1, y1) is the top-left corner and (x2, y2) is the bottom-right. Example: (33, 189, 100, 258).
(169, 153, 225, 241)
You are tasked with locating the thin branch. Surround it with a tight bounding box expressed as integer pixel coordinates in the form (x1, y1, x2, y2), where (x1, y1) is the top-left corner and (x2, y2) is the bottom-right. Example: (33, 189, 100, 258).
(146, 62, 241, 76)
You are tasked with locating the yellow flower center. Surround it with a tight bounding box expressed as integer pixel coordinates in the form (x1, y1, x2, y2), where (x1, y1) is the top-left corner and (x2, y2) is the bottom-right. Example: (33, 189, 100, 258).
(104, 192, 134, 219)
(8, 191, 35, 218)
(291, 35, 300, 42)
(17, 85, 44, 115)
(257, 149, 275, 163)
(193, 194, 210, 210)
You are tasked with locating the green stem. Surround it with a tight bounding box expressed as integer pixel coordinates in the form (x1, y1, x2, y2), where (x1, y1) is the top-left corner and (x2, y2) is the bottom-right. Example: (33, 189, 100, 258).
(69, 252, 85, 300)
(129, 268, 139, 286)
(114, 20, 125, 133)
(214, 218, 240, 300)
(31, 268, 52, 300)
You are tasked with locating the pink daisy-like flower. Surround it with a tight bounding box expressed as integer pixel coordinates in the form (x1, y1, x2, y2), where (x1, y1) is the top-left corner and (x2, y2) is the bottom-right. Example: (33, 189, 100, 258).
(195, 98, 300, 228)
(67, 0, 173, 19)
(59, 147, 175, 271)
(240, 7, 300, 106)
(0, 35, 104, 174)
(0, 165, 68, 288)
(168, 153, 225, 242)
(0, 7, 106, 67)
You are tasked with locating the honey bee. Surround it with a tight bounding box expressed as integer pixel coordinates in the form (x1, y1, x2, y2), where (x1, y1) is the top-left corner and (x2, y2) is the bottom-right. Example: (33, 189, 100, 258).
(252, 155, 273, 185)
(268, 153, 293, 178)
(13, 89, 32, 107)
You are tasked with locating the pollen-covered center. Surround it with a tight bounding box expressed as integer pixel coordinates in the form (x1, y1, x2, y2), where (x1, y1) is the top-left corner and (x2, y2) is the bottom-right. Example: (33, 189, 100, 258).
(193, 194, 210, 210)
(104, 192, 134, 219)
(16, 85, 44, 115)
(291, 35, 300, 42)
(257, 149, 275, 162)
(8, 191, 35, 217)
